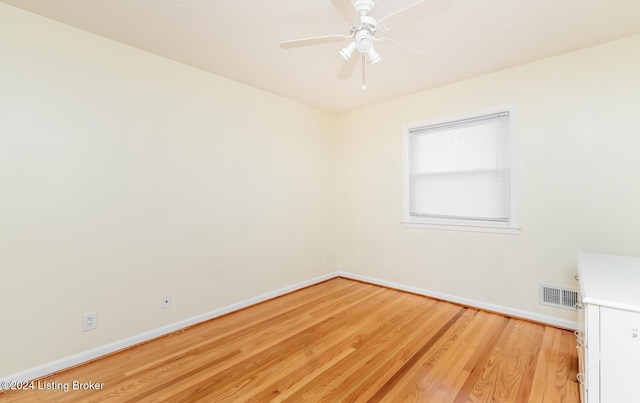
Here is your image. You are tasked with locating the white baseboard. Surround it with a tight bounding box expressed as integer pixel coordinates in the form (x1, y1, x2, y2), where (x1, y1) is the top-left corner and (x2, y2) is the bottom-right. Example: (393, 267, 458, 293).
(336, 271, 578, 331)
(0, 272, 337, 384)
(2, 270, 577, 383)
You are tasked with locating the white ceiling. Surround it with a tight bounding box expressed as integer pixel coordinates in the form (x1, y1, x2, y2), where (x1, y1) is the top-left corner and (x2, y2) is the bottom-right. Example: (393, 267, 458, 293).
(4, 0, 640, 113)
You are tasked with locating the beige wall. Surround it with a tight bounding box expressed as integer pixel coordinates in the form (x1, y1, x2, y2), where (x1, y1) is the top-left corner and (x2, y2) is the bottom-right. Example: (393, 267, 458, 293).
(335, 34, 640, 322)
(0, 4, 335, 377)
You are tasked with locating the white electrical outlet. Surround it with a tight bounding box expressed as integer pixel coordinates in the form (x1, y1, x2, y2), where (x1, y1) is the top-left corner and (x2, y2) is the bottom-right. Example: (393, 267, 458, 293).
(161, 296, 171, 309)
(82, 312, 97, 331)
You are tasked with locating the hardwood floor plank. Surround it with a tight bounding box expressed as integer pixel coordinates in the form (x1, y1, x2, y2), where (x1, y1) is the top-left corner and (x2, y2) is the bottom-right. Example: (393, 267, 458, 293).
(333, 301, 464, 402)
(164, 287, 401, 402)
(249, 292, 424, 402)
(458, 319, 546, 403)
(369, 306, 470, 402)
(527, 326, 558, 403)
(392, 310, 510, 403)
(452, 314, 511, 403)
(526, 325, 581, 403)
(277, 292, 447, 401)
(514, 322, 546, 402)
(493, 321, 545, 402)
(556, 330, 580, 402)
(437, 311, 512, 402)
(0, 278, 579, 403)
(318, 300, 462, 402)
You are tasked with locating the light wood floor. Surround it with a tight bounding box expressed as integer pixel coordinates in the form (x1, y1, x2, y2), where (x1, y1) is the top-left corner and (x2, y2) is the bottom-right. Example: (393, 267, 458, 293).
(1, 278, 579, 402)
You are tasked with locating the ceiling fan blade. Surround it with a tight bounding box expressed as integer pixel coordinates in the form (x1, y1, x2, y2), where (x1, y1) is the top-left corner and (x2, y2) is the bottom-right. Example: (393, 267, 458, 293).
(280, 35, 350, 49)
(338, 52, 360, 79)
(331, 0, 359, 22)
(377, 37, 426, 57)
(377, 0, 452, 25)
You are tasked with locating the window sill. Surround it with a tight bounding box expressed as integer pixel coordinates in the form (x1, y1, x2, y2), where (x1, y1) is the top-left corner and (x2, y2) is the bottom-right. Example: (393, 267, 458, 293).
(401, 220, 521, 235)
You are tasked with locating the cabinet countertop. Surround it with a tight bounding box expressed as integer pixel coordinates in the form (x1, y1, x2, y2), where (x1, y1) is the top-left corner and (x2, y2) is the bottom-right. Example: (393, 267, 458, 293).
(578, 253, 640, 313)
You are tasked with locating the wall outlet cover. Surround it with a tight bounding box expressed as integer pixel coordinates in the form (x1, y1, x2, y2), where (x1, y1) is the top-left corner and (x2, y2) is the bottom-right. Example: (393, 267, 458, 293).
(161, 296, 172, 309)
(82, 312, 97, 331)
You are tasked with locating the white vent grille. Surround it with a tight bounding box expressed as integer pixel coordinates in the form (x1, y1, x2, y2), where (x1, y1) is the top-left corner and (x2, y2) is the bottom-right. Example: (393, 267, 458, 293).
(539, 284, 579, 310)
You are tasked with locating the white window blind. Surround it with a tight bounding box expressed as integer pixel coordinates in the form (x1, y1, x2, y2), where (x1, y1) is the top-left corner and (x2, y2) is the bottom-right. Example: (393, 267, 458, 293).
(408, 112, 511, 223)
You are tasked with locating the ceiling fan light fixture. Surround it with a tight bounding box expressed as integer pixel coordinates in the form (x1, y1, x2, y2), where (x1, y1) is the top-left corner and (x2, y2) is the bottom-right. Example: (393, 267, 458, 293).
(339, 41, 357, 61)
(355, 30, 373, 53)
(367, 47, 381, 65)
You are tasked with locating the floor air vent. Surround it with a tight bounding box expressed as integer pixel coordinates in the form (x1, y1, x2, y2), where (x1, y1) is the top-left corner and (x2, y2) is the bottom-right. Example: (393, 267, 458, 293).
(539, 284, 579, 310)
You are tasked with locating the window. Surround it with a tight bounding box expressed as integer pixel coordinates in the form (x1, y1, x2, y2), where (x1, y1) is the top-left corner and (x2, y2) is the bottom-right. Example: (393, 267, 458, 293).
(402, 105, 519, 234)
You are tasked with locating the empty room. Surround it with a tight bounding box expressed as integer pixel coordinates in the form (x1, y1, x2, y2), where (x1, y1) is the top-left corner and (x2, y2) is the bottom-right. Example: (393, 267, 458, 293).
(1, 0, 640, 402)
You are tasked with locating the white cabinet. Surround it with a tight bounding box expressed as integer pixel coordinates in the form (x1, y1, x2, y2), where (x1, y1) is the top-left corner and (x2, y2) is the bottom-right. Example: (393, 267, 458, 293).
(578, 253, 640, 403)
(599, 307, 640, 402)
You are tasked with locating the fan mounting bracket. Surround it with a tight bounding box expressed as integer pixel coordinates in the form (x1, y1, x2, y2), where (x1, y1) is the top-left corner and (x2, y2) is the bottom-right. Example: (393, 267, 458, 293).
(354, 0, 376, 16)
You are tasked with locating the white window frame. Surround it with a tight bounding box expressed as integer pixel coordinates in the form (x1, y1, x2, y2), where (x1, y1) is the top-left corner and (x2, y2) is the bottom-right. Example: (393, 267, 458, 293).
(402, 104, 520, 234)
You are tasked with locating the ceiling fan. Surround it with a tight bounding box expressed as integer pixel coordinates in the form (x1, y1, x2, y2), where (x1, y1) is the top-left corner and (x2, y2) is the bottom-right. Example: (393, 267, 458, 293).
(280, 0, 449, 88)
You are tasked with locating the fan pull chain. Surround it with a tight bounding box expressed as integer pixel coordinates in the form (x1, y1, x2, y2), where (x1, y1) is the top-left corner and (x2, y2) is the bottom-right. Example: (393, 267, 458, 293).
(361, 53, 366, 90)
